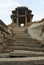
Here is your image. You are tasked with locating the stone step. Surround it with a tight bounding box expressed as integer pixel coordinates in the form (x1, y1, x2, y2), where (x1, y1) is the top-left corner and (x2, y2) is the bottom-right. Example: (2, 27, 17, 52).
(13, 28, 26, 31)
(8, 37, 31, 40)
(14, 31, 27, 33)
(16, 37, 30, 39)
(15, 37, 33, 39)
(0, 50, 44, 57)
(8, 41, 30, 43)
(16, 34, 29, 36)
(13, 28, 27, 32)
(8, 40, 41, 45)
(15, 32, 29, 34)
(14, 40, 30, 43)
(10, 50, 44, 57)
(16, 36, 31, 38)
(7, 43, 41, 47)
(0, 57, 44, 65)
(17, 35, 30, 38)
(6, 46, 44, 52)
(15, 33, 28, 35)
(0, 53, 10, 58)
(14, 41, 40, 45)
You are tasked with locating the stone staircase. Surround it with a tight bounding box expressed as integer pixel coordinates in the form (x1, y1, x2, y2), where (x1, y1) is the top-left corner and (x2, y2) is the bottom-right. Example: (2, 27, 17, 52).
(0, 27, 44, 65)
(4, 27, 44, 57)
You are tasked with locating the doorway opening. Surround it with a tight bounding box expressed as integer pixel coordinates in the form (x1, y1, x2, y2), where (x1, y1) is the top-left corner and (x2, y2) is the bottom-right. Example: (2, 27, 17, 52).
(18, 17, 25, 27)
(20, 23, 24, 27)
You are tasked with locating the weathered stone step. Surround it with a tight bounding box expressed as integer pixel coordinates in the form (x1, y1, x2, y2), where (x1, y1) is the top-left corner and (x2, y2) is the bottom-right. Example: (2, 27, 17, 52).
(0, 57, 44, 65)
(0, 53, 10, 58)
(7, 43, 41, 47)
(6, 46, 44, 51)
(10, 50, 44, 57)
(15, 37, 33, 39)
(16, 33, 29, 36)
(16, 37, 30, 39)
(15, 38, 33, 41)
(16, 35, 29, 37)
(14, 31, 27, 33)
(7, 42, 41, 45)
(8, 37, 41, 45)
(10, 41, 41, 45)
(13, 27, 27, 32)
(16, 36, 30, 38)
(0, 50, 44, 57)
(8, 41, 30, 43)
(14, 32, 27, 34)
(14, 40, 29, 43)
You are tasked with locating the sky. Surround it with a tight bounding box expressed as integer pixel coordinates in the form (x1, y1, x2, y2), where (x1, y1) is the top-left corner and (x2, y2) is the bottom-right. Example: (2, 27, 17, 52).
(0, 0, 44, 25)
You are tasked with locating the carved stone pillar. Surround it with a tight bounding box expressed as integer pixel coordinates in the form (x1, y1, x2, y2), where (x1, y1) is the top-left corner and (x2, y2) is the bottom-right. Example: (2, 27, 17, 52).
(17, 10, 18, 24)
(25, 10, 27, 25)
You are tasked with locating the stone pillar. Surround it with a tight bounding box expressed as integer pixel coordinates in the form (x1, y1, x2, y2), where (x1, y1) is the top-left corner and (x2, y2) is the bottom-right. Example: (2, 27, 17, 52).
(25, 10, 27, 25)
(30, 16, 32, 22)
(17, 10, 18, 24)
(12, 17, 14, 23)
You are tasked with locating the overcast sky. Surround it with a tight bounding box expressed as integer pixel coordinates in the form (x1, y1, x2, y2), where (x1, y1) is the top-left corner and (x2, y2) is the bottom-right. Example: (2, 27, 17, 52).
(0, 0, 44, 25)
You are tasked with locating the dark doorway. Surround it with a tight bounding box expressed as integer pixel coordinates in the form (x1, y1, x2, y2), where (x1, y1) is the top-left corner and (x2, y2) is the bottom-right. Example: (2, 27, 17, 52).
(18, 17, 25, 26)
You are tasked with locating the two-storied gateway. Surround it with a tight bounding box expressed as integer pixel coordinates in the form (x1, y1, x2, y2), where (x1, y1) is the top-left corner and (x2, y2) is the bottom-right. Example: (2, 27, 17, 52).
(11, 7, 33, 27)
